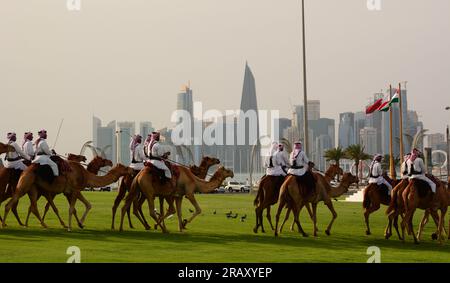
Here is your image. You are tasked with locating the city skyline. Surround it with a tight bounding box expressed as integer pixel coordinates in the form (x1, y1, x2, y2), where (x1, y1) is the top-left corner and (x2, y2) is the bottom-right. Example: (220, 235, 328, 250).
(1, 0, 450, 156)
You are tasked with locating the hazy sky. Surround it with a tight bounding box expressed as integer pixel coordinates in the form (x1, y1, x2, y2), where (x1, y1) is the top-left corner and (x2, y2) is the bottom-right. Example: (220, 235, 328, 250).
(1, 0, 449, 155)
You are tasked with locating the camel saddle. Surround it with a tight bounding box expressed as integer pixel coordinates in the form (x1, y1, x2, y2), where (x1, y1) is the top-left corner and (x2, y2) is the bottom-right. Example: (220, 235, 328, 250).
(412, 177, 440, 199)
(33, 156, 71, 184)
(144, 161, 180, 186)
(293, 171, 316, 198)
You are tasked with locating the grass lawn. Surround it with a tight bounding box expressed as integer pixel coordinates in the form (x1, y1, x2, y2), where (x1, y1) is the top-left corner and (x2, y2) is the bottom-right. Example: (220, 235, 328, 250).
(0, 192, 448, 263)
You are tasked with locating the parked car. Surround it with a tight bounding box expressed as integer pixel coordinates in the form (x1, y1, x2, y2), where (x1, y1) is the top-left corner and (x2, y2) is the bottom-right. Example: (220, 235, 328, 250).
(213, 187, 226, 194)
(100, 186, 112, 192)
(225, 181, 251, 193)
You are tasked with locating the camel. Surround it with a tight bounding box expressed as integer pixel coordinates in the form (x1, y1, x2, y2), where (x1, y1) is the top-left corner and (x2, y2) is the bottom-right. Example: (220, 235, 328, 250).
(32, 155, 114, 228)
(384, 178, 410, 240)
(3, 161, 132, 231)
(119, 165, 234, 233)
(274, 172, 359, 237)
(362, 173, 400, 236)
(253, 164, 343, 234)
(111, 156, 220, 230)
(401, 178, 448, 244)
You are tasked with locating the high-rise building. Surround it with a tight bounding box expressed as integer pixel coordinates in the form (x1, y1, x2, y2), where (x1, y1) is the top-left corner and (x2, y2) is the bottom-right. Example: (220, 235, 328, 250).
(315, 134, 333, 171)
(177, 83, 194, 120)
(427, 133, 445, 150)
(366, 93, 383, 153)
(310, 118, 335, 168)
(354, 111, 366, 146)
(307, 100, 320, 121)
(360, 127, 378, 155)
(235, 62, 261, 175)
(92, 116, 116, 164)
(117, 121, 135, 165)
(293, 105, 304, 140)
(274, 118, 291, 141)
(139, 121, 154, 138)
(338, 112, 355, 149)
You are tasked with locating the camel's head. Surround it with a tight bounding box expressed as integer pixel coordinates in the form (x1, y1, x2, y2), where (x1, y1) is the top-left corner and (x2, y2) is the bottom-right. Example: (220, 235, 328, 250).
(342, 172, 359, 185)
(113, 163, 134, 176)
(92, 156, 113, 168)
(216, 166, 234, 179)
(203, 156, 220, 167)
(0, 142, 14, 154)
(67, 153, 87, 163)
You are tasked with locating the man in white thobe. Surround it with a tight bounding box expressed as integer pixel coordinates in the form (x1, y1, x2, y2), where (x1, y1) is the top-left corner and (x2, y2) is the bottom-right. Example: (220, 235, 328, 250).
(407, 148, 436, 193)
(148, 132, 172, 179)
(4, 132, 30, 171)
(368, 154, 392, 194)
(32, 129, 59, 176)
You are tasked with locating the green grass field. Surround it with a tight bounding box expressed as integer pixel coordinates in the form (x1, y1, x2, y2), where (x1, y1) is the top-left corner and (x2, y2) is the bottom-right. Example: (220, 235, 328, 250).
(0, 192, 448, 263)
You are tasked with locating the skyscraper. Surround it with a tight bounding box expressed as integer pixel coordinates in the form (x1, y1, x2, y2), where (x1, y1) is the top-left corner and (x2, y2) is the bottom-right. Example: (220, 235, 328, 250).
(177, 83, 194, 120)
(139, 121, 154, 138)
(274, 118, 292, 141)
(360, 127, 378, 155)
(354, 111, 366, 146)
(338, 112, 355, 149)
(293, 105, 304, 140)
(307, 100, 320, 121)
(92, 116, 116, 163)
(236, 62, 261, 174)
(117, 121, 135, 165)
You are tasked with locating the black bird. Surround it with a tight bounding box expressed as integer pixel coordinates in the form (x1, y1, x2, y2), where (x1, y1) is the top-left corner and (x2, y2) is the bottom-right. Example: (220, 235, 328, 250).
(241, 214, 247, 220)
(213, 210, 217, 215)
(231, 213, 238, 219)
(189, 209, 194, 213)
(225, 211, 233, 217)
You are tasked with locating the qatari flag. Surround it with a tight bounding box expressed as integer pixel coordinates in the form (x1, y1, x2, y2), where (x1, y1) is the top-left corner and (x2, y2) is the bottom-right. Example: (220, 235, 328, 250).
(365, 98, 383, 114)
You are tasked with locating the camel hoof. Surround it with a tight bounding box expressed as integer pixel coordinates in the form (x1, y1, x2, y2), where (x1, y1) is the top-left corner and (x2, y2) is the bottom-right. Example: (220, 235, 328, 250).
(384, 234, 391, 240)
(182, 219, 188, 228)
(325, 230, 331, 236)
(366, 231, 371, 236)
(253, 228, 257, 234)
(431, 233, 438, 240)
(302, 233, 309, 238)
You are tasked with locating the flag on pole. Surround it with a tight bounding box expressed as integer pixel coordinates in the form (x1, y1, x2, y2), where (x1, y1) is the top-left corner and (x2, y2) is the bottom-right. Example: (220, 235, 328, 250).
(365, 98, 383, 114)
(377, 88, 400, 112)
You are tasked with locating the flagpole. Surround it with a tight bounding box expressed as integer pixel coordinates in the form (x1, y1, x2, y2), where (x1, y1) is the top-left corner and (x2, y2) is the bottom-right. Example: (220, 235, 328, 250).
(389, 84, 396, 179)
(398, 83, 404, 163)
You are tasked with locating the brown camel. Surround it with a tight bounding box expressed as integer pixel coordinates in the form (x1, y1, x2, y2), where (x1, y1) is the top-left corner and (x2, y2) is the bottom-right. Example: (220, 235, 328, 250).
(274, 172, 359, 237)
(416, 183, 449, 241)
(401, 178, 448, 244)
(33, 155, 114, 227)
(362, 174, 400, 236)
(3, 161, 132, 231)
(384, 178, 410, 240)
(253, 164, 343, 234)
(111, 156, 220, 230)
(119, 165, 234, 233)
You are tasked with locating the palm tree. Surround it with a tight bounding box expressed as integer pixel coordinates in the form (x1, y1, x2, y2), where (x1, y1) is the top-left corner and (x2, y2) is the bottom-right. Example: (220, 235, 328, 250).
(381, 154, 400, 173)
(344, 144, 372, 188)
(324, 147, 345, 180)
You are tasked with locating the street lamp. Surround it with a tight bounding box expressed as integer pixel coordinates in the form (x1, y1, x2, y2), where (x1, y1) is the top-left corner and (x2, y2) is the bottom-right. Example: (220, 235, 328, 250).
(115, 130, 122, 164)
(446, 107, 450, 178)
(300, 0, 309, 157)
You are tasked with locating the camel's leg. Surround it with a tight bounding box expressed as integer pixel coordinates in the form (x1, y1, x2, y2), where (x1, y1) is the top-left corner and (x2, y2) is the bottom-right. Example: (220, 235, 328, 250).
(324, 201, 338, 236)
(25, 205, 32, 227)
(147, 198, 168, 233)
(11, 200, 24, 226)
(290, 203, 312, 232)
(41, 194, 68, 229)
(311, 202, 318, 237)
(364, 203, 380, 236)
(405, 209, 418, 244)
(384, 211, 394, 240)
(42, 201, 51, 221)
(266, 206, 275, 231)
(293, 204, 308, 237)
(76, 193, 92, 226)
(67, 193, 79, 232)
(280, 208, 291, 233)
(253, 206, 263, 234)
(136, 193, 149, 228)
(417, 210, 430, 241)
(175, 197, 184, 232)
(111, 181, 128, 230)
(27, 188, 48, 229)
(119, 195, 134, 232)
(274, 198, 286, 237)
(183, 194, 202, 228)
(437, 209, 446, 244)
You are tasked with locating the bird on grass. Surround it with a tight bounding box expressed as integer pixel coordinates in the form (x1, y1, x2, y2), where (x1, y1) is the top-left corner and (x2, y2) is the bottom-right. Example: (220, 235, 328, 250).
(231, 213, 238, 219)
(189, 209, 194, 213)
(225, 211, 233, 217)
(213, 210, 217, 215)
(240, 214, 247, 222)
